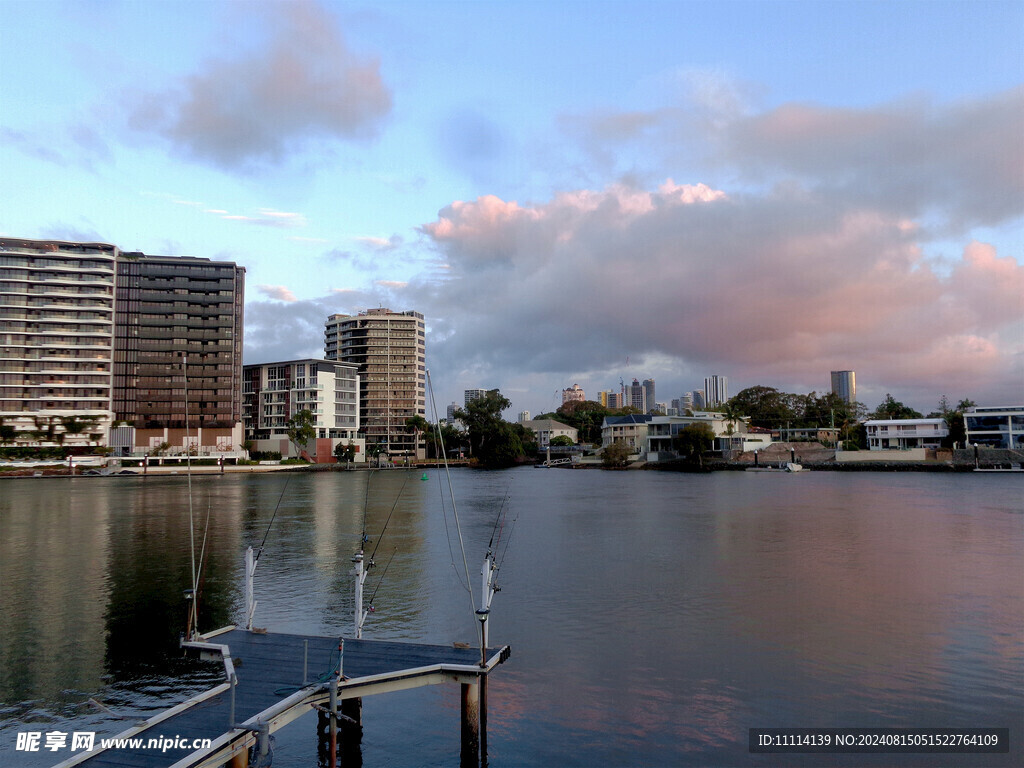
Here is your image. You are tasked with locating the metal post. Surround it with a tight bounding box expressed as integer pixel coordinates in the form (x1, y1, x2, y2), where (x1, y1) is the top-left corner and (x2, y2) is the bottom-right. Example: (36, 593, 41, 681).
(754, 450, 758, 467)
(329, 676, 338, 768)
(245, 546, 257, 631)
(352, 552, 365, 639)
(229, 673, 236, 731)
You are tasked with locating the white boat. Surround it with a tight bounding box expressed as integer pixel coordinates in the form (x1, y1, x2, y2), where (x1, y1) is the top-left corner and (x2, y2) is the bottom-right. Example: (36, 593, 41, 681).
(747, 462, 805, 473)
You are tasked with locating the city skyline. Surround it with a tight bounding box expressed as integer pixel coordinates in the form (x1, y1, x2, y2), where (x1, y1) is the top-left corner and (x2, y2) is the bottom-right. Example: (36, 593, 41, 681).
(2, 1, 1021, 419)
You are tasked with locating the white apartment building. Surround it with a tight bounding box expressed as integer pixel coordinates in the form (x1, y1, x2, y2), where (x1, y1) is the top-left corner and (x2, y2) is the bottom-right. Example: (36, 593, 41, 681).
(0, 238, 117, 447)
(864, 418, 948, 450)
(243, 359, 362, 461)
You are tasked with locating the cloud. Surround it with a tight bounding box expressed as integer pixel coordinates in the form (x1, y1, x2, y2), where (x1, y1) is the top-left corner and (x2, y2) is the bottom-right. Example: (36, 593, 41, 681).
(127, 1, 391, 171)
(244, 288, 387, 363)
(416, 179, 1024, 406)
(256, 285, 297, 302)
(721, 87, 1024, 228)
(355, 234, 403, 251)
(37, 223, 109, 244)
(1, 124, 112, 170)
(221, 209, 308, 228)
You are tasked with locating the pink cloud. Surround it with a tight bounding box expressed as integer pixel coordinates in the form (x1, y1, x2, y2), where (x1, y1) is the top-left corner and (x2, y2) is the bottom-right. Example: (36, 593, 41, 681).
(256, 284, 297, 302)
(418, 180, 1023, 403)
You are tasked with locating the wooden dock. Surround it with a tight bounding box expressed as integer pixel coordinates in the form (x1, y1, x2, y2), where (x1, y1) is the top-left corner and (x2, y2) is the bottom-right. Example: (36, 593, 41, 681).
(55, 626, 510, 768)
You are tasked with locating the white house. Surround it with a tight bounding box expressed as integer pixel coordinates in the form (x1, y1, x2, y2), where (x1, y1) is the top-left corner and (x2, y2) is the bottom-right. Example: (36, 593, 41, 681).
(645, 413, 769, 459)
(864, 418, 947, 450)
(521, 418, 578, 448)
(601, 415, 653, 450)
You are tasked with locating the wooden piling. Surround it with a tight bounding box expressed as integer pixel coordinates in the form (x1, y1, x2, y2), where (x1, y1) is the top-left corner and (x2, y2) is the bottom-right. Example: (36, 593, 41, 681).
(460, 682, 480, 767)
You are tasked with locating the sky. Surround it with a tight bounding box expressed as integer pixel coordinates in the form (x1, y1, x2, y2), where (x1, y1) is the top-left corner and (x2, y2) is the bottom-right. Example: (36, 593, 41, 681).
(2, 0, 1022, 418)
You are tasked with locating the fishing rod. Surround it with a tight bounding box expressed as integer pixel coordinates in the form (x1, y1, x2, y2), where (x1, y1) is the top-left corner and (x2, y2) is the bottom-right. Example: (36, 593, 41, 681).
(243, 476, 291, 631)
(368, 473, 410, 563)
(366, 547, 398, 610)
(255, 476, 291, 563)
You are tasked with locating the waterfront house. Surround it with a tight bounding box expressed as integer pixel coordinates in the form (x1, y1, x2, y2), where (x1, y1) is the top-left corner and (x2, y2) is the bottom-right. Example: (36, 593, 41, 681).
(864, 418, 948, 450)
(521, 418, 578, 448)
(963, 405, 1024, 449)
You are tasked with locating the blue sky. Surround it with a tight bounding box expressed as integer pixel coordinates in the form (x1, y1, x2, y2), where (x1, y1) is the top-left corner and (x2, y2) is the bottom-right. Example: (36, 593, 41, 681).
(2, 0, 1022, 417)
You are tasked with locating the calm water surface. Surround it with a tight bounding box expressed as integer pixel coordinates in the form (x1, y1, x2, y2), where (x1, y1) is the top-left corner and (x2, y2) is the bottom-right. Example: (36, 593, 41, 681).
(0, 468, 1021, 767)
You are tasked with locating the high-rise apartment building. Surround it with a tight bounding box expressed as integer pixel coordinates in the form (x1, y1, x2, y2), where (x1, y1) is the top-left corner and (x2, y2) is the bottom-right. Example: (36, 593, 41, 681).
(627, 378, 646, 412)
(562, 383, 585, 404)
(325, 308, 426, 458)
(114, 253, 245, 453)
(642, 379, 655, 414)
(692, 390, 706, 410)
(464, 388, 488, 406)
(0, 238, 117, 446)
(830, 370, 856, 404)
(704, 375, 728, 407)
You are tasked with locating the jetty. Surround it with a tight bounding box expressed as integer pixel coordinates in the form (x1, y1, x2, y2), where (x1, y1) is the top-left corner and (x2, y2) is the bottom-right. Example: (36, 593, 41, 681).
(55, 537, 511, 768)
(56, 625, 508, 768)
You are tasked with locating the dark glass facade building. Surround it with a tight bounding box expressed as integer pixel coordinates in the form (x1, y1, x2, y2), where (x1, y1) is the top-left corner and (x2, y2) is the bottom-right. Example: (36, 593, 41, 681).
(114, 253, 245, 450)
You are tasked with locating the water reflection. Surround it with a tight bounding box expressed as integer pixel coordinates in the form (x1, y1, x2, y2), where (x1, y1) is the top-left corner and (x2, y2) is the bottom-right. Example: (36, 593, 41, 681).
(0, 469, 1021, 767)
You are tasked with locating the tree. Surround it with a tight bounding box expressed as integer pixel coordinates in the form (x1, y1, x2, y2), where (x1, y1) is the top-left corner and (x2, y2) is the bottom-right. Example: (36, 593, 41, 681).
(871, 394, 922, 421)
(601, 440, 631, 468)
(549, 435, 574, 446)
(673, 423, 715, 467)
(554, 400, 610, 445)
(286, 409, 316, 459)
(453, 389, 523, 467)
(405, 415, 430, 457)
(334, 440, 357, 465)
(727, 386, 797, 429)
(929, 395, 973, 449)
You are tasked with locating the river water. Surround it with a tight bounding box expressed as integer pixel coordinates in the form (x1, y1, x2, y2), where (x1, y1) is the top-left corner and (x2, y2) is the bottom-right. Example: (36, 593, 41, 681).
(0, 468, 1021, 767)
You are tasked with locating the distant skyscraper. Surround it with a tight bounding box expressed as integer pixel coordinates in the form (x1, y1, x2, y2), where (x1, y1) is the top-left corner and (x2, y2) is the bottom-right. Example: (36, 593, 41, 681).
(518, 410, 531, 423)
(692, 390, 706, 410)
(704, 375, 728, 407)
(446, 402, 459, 421)
(606, 392, 624, 409)
(464, 388, 488, 406)
(627, 378, 646, 412)
(831, 370, 856, 404)
(642, 379, 655, 413)
(680, 393, 694, 412)
(562, 383, 585, 404)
